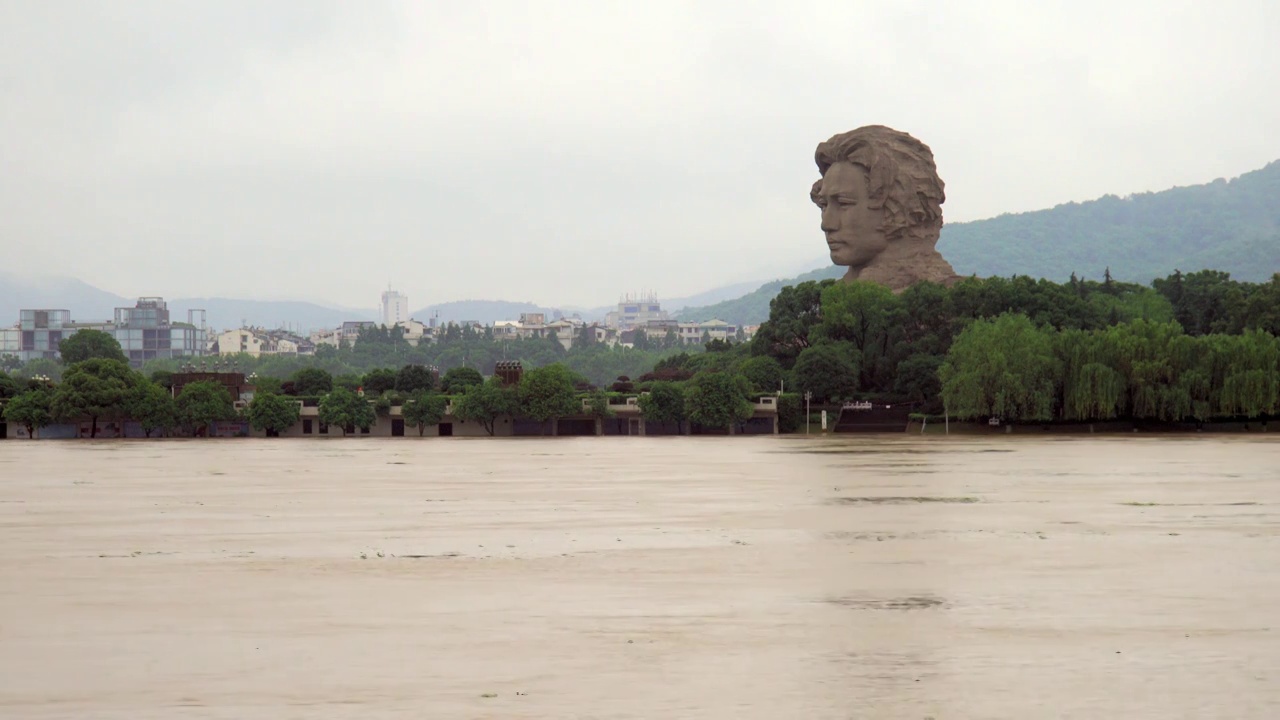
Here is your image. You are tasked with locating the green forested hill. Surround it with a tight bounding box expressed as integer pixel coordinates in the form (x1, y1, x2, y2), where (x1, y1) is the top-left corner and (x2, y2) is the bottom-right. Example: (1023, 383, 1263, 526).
(679, 160, 1280, 326)
(939, 160, 1280, 283)
(675, 265, 844, 325)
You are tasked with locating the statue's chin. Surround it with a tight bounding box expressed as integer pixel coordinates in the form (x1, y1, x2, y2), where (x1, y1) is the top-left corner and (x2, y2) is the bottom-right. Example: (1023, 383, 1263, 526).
(830, 251, 869, 269)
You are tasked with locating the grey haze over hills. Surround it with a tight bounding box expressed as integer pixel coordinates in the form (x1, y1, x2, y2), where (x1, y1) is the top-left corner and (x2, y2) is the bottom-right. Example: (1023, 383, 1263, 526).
(0, 272, 375, 333)
(0, 271, 772, 333)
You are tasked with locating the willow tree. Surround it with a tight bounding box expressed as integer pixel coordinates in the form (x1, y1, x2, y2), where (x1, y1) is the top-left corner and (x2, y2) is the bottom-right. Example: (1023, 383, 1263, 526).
(1212, 329, 1280, 418)
(939, 313, 1058, 421)
(1100, 320, 1203, 421)
(1057, 328, 1126, 421)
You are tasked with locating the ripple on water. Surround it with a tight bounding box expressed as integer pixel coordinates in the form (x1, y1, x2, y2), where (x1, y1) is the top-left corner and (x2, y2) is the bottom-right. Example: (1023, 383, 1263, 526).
(828, 596, 946, 611)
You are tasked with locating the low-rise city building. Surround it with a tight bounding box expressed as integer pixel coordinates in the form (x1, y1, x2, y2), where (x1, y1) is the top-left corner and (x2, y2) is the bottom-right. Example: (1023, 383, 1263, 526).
(214, 328, 316, 356)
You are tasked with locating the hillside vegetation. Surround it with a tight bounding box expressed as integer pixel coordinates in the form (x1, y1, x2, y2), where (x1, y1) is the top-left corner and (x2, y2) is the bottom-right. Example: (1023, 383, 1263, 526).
(940, 160, 1280, 283)
(675, 266, 844, 325)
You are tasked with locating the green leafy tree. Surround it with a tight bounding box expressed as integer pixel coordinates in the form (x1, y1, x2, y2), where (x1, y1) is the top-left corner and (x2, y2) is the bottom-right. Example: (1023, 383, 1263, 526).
(792, 344, 858, 404)
(17, 357, 63, 382)
(583, 388, 613, 419)
(776, 393, 803, 433)
(3, 388, 53, 438)
(249, 374, 283, 395)
(1056, 328, 1126, 421)
(751, 279, 836, 367)
(815, 281, 903, 392)
(58, 329, 128, 365)
(1212, 329, 1280, 418)
(0, 373, 19, 400)
(1240, 274, 1280, 335)
(1097, 319, 1204, 421)
(939, 313, 1059, 421)
(518, 363, 580, 433)
(247, 392, 301, 436)
(737, 355, 785, 393)
(51, 358, 137, 438)
(684, 371, 754, 432)
(896, 281, 956, 358)
(637, 381, 687, 432)
(362, 368, 397, 395)
(395, 364, 437, 393)
(372, 389, 404, 415)
(126, 380, 177, 437)
(402, 390, 447, 436)
(176, 381, 237, 437)
(291, 367, 333, 395)
(454, 377, 518, 436)
(1, 354, 20, 372)
(333, 373, 363, 392)
(441, 366, 484, 394)
(892, 353, 944, 411)
(1153, 269, 1246, 336)
(318, 387, 376, 436)
(149, 369, 174, 390)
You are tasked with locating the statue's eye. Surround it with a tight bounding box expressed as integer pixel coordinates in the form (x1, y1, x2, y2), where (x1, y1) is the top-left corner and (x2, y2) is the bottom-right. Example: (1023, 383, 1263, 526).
(835, 195, 858, 206)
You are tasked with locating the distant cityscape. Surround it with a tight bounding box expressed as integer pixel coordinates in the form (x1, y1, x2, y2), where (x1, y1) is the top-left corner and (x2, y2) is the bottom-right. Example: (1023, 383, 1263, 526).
(1, 290, 755, 367)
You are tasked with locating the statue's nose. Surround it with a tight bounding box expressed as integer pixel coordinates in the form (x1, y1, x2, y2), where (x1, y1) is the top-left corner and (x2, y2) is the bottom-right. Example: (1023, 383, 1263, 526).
(820, 206, 839, 232)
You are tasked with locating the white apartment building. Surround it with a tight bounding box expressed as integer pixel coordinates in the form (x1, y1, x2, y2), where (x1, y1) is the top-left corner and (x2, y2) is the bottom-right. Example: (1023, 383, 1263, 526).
(310, 327, 342, 348)
(604, 292, 668, 331)
(216, 328, 266, 356)
(400, 319, 431, 346)
(215, 328, 315, 356)
(381, 289, 409, 327)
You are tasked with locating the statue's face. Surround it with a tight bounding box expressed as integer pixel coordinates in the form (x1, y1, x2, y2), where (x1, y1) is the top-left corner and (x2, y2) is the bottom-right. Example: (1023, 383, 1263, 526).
(817, 162, 886, 268)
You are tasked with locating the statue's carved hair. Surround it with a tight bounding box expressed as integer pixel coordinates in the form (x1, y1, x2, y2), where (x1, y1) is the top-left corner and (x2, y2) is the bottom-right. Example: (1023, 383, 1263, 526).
(811, 125, 945, 241)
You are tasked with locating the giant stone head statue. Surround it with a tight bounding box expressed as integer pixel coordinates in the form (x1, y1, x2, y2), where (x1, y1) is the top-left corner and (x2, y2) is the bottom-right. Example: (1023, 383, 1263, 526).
(811, 125, 959, 290)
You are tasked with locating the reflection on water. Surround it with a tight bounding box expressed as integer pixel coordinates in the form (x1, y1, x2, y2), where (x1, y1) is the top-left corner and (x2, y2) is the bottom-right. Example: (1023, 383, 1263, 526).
(1, 436, 1279, 718)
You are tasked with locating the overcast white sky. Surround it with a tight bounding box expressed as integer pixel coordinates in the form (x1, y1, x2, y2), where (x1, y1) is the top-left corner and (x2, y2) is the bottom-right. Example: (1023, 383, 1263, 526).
(2, 0, 1278, 309)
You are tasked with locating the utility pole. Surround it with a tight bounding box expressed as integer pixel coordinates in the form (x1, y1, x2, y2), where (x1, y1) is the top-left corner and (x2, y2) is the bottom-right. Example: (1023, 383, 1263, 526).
(804, 390, 812, 435)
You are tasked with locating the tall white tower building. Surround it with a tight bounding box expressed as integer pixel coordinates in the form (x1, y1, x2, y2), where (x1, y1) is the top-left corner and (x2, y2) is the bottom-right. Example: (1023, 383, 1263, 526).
(381, 288, 408, 326)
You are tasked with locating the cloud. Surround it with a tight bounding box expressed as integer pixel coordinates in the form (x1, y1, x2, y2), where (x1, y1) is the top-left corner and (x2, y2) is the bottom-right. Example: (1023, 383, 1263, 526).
(2, 0, 1277, 312)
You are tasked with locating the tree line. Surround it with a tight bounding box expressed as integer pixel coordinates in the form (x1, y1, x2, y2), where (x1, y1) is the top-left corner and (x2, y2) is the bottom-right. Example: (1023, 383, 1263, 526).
(2, 335, 773, 437)
(743, 268, 1280, 423)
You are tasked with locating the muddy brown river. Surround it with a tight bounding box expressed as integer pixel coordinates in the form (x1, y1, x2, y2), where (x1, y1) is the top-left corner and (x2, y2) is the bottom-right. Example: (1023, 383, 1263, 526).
(1, 436, 1278, 718)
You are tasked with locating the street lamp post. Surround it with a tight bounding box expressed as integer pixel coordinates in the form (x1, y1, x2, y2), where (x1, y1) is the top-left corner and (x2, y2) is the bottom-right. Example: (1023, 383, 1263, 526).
(804, 390, 812, 435)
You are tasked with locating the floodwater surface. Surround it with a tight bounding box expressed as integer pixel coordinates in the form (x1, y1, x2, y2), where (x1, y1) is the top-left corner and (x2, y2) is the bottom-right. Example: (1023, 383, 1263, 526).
(2, 436, 1279, 718)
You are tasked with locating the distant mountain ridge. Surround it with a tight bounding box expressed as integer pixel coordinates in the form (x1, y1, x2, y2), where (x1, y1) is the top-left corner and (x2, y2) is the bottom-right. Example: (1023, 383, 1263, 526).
(0, 273, 373, 333)
(939, 159, 1280, 282)
(0, 274, 770, 333)
(406, 278, 770, 326)
(674, 265, 844, 325)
